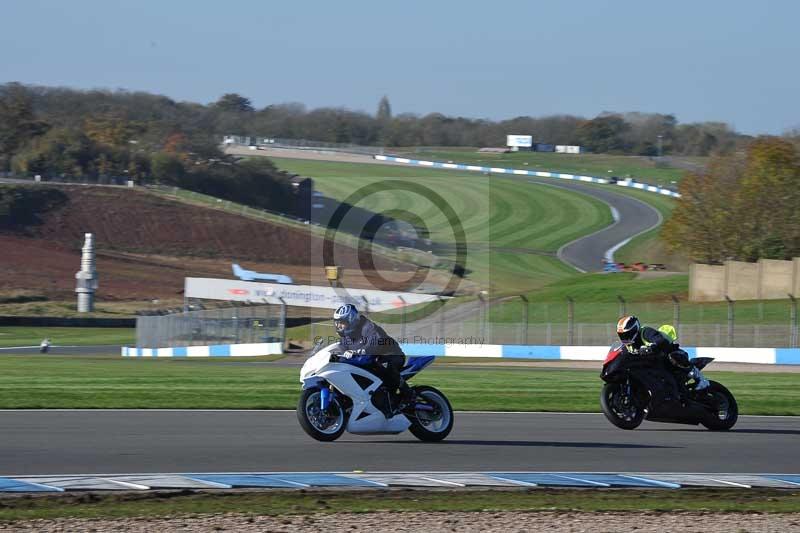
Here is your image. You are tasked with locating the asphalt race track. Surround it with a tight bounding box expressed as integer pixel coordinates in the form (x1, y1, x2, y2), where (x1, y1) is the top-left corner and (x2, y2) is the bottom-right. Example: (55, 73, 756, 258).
(1, 411, 797, 476)
(525, 179, 662, 272)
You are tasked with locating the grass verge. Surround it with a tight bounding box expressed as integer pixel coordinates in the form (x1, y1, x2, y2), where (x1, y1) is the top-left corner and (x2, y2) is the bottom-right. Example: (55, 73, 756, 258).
(269, 157, 612, 294)
(487, 272, 798, 326)
(0, 488, 798, 521)
(0, 355, 797, 414)
(0, 327, 135, 348)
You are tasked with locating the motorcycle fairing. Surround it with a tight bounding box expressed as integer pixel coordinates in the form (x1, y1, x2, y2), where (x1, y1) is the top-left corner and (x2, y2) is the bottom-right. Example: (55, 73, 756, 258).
(690, 357, 714, 370)
(602, 348, 705, 423)
(312, 362, 410, 434)
(401, 356, 435, 378)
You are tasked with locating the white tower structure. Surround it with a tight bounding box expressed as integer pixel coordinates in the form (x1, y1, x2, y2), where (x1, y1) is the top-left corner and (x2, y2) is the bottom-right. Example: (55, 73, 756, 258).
(75, 233, 98, 312)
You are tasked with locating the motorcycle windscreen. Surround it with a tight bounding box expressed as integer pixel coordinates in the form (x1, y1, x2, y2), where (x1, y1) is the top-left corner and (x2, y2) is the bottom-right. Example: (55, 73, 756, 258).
(604, 343, 624, 364)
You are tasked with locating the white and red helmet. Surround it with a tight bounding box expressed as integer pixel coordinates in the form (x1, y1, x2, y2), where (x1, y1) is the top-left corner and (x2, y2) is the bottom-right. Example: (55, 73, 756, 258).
(616, 315, 640, 345)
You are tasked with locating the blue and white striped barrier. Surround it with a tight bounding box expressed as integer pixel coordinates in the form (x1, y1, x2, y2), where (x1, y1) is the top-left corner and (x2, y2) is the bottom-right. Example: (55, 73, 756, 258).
(121, 342, 282, 358)
(615, 178, 681, 197)
(373, 155, 681, 198)
(2, 471, 799, 492)
(121, 342, 800, 365)
(400, 344, 800, 365)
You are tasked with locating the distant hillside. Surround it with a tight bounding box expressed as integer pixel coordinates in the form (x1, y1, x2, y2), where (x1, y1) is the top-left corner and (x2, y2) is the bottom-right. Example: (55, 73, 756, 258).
(0, 184, 418, 306)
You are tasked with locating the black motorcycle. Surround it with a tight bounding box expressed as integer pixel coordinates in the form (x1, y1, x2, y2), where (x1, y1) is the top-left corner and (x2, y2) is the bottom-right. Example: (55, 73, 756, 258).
(600, 342, 738, 431)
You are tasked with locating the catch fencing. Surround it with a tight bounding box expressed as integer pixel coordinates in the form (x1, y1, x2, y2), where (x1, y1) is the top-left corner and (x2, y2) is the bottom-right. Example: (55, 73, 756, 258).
(135, 297, 799, 350)
(136, 305, 284, 349)
(312, 320, 799, 349)
(309, 296, 800, 349)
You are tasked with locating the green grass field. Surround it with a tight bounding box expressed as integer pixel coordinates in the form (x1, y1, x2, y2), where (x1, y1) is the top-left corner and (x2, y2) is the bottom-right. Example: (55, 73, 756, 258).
(0, 327, 135, 347)
(488, 272, 797, 326)
(266, 156, 688, 302)
(1, 355, 797, 414)
(388, 150, 682, 266)
(394, 148, 697, 187)
(270, 157, 613, 294)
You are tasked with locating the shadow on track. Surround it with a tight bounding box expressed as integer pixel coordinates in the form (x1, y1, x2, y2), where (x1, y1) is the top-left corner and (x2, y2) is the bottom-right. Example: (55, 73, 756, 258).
(360, 440, 678, 449)
(645, 428, 800, 436)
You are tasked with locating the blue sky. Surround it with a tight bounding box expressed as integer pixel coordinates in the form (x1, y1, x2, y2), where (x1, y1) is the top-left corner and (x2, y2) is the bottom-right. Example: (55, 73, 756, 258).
(2, 0, 798, 134)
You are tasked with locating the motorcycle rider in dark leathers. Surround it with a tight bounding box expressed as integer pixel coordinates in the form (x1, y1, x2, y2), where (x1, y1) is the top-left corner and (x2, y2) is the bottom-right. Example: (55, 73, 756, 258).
(616, 315, 709, 392)
(333, 304, 414, 408)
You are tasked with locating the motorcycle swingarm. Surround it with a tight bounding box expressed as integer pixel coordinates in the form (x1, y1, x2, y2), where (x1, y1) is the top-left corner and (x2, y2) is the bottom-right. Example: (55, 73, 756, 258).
(645, 416, 700, 426)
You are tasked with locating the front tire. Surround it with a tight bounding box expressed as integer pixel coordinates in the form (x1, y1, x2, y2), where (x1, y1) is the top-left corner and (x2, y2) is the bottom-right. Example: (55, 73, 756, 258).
(600, 382, 646, 430)
(698, 381, 738, 431)
(297, 388, 347, 442)
(407, 386, 454, 442)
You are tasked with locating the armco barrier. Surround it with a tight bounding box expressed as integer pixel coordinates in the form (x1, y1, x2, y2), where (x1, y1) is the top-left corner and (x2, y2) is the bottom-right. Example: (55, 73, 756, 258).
(374, 155, 681, 197)
(122, 342, 800, 364)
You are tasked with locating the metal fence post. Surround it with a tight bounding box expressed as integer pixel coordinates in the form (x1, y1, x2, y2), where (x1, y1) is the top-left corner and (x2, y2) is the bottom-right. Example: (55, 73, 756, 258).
(520, 294, 529, 345)
(790, 294, 798, 348)
(398, 296, 407, 343)
(278, 297, 287, 350)
(478, 292, 487, 343)
(438, 296, 446, 341)
(671, 295, 680, 338)
(567, 297, 575, 346)
(617, 295, 626, 317)
(725, 295, 734, 347)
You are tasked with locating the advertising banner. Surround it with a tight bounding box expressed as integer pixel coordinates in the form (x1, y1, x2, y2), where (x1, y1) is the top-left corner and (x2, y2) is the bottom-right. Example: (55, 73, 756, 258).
(506, 135, 533, 148)
(184, 278, 442, 311)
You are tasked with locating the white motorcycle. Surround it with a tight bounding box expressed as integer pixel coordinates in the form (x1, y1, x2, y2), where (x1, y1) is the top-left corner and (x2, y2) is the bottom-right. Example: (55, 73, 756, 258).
(297, 342, 454, 442)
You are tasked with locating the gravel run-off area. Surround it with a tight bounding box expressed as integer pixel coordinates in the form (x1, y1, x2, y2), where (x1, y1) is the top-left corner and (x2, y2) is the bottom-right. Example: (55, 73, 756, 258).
(2, 511, 798, 532)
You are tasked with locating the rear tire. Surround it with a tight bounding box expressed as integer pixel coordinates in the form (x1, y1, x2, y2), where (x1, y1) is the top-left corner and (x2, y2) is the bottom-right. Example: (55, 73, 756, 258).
(600, 382, 646, 430)
(699, 381, 738, 431)
(297, 388, 347, 442)
(407, 386, 454, 442)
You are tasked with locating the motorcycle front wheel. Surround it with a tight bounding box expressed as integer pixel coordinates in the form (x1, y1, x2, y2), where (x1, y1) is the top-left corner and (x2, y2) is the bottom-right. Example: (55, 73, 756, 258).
(297, 388, 347, 442)
(600, 382, 646, 430)
(407, 385, 454, 442)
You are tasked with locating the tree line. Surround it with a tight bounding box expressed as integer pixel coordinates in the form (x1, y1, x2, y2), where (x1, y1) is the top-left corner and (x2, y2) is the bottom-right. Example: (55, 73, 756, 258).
(664, 137, 800, 263)
(1, 83, 758, 172)
(221, 95, 748, 156)
(0, 83, 295, 214)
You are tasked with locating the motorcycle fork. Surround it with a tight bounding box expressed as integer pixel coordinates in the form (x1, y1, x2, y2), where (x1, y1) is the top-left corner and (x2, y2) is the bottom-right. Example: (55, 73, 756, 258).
(623, 376, 634, 405)
(320, 385, 333, 411)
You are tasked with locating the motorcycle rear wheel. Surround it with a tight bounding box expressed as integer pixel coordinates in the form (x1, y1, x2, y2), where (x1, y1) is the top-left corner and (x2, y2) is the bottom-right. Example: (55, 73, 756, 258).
(698, 381, 738, 431)
(408, 386, 454, 442)
(600, 382, 646, 430)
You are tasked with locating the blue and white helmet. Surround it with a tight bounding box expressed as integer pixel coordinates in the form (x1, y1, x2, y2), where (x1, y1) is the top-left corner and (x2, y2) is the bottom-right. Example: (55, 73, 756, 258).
(333, 304, 359, 336)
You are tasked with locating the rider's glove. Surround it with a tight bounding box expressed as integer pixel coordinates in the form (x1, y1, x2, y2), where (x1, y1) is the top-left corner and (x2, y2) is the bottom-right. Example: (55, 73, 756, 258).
(639, 345, 653, 357)
(342, 350, 355, 359)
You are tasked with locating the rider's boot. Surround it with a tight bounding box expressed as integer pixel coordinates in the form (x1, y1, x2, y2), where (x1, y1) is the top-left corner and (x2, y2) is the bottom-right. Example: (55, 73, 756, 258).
(688, 366, 710, 391)
(398, 379, 414, 406)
